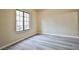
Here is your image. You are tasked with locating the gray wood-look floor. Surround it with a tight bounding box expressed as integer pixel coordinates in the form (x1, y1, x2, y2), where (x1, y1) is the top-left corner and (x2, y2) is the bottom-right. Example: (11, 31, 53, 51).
(5, 34, 79, 50)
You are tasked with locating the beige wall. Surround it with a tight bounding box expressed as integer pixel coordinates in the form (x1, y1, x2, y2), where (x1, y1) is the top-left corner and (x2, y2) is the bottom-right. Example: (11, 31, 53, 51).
(38, 9, 79, 36)
(0, 9, 38, 47)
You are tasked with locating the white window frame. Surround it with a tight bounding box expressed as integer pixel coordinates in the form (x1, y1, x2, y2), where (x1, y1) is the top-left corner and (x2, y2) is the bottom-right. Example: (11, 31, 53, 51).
(16, 10, 30, 32)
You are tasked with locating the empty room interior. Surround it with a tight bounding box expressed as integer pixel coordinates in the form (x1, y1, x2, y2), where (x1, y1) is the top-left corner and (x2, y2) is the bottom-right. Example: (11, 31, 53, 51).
(0, 9, 79, 50)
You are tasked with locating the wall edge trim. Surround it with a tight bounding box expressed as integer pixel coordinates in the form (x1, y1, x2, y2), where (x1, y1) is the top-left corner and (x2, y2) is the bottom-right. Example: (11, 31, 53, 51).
(43, 33, 79, 39)
(0, 33, 38, 50)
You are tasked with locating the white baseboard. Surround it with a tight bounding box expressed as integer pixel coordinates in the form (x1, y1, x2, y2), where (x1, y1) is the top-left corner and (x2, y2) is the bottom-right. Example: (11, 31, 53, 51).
(0, 38, 24, 50)
(43, 33, 79, 39)
(0, 33, 38, 50)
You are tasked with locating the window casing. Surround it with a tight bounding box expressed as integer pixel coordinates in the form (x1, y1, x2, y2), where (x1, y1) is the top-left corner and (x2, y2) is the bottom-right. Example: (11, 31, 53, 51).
(16, 10, 30, 31)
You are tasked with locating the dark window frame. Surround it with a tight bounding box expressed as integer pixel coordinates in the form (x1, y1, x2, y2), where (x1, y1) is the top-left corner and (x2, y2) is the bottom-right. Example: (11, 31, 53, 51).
(16, 9, 30, 32)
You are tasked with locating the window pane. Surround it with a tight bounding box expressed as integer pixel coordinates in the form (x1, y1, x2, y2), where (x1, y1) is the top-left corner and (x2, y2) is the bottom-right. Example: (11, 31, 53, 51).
(24, 22, 29, 25)
(27, 25, 30, 29)
(27, 22, 29, 25)
(16, 10, 20, 15)
(16, 16, 20, 22)
(24, 13, 29, 17)
(19, 16, 23, 25)
(24, 13, 30, 30)
(24, 17, 29, 22)
(19, 26, 23, 31)
(24, 25, 27, 30)
(24, 21, 27, 25)
(20, 11, 23, 16)
(16, 10, 23, 31)
(24, 25, 30, 30)
(16, 22, 20, 25)
(26, 18, 30, 21)
(20, 16, 23, 22)
(19, 22, 23, 25)
(24, 17, 27, 21)
(16, 27, 20, 31)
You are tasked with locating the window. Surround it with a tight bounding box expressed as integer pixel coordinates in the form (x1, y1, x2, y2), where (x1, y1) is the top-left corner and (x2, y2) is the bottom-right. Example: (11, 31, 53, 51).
(16, 10, 30, 31)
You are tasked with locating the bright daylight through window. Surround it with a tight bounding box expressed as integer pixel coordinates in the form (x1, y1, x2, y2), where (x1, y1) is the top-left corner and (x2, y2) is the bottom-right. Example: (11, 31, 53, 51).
(16, 10, 30, 31)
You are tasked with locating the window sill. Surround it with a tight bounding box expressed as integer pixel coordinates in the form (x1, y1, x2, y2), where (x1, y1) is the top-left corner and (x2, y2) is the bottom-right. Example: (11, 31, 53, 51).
(16, 29, 30, 34)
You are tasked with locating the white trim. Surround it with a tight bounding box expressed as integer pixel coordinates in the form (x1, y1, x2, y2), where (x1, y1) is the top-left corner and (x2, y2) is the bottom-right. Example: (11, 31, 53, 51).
(43, 33, 79, 39)
(0, 38, 24, 50)
(0, 33, 38, 50)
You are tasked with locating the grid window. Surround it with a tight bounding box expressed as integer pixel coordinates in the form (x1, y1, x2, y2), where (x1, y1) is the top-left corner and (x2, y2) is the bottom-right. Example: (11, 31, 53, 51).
(16, 10, 30, 31)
